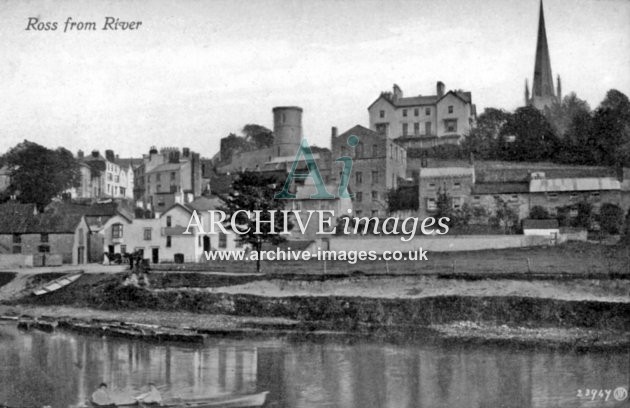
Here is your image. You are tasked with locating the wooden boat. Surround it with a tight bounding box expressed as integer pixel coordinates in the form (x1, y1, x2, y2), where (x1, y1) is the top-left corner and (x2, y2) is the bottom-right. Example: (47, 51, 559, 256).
(33, 271, 84, 296)
(87, 391, 269, 408)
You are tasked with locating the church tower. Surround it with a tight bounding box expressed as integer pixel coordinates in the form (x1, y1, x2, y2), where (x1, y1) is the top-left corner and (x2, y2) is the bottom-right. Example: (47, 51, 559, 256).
(526, 0, 560, 110)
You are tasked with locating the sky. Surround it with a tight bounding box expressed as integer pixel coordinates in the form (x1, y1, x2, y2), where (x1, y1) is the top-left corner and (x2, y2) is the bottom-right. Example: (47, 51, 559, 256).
(0, 0, 629, 159)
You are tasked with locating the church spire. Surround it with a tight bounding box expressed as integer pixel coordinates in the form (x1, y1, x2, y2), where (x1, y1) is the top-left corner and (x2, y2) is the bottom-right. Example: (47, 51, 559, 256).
(530, 0, 557, 110)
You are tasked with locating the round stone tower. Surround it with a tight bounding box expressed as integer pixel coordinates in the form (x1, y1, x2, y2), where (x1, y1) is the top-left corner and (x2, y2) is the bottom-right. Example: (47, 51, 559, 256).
(272, 106, 303, 157)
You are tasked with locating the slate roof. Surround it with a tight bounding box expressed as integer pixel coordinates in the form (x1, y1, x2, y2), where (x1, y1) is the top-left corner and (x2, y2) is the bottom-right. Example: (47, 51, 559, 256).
(146, 162, 183, 174)
(530, 177, 621, 193)
(522, 219, 559, 230)
(472, 183, 530, 195)
(0, 202, 123, 234)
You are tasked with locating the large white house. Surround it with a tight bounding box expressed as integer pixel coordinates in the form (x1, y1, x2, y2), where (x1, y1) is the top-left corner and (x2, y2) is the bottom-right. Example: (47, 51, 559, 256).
(368, 82, 476, 149)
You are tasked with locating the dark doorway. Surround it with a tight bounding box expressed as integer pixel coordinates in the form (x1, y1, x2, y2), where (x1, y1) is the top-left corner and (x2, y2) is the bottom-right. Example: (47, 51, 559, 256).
(108, 245, 115, 254)
(78, 247, 85, 264)
(174, 253, 184, 264)
(152, 248, 159, 264)
(203, 236, 211, 252)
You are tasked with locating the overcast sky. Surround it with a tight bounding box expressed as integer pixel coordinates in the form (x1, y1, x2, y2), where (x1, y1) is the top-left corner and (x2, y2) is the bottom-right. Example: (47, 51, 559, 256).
(1, 0, 629, 159)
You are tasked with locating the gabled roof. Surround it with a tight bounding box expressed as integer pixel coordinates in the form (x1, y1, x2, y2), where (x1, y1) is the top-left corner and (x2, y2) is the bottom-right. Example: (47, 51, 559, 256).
(0, 202, 105, 234)
(336, 124, 380, 140)
(368, 90, 472, 110)
(147, 162, 183, 174)
(188, 196, 223, 212)
(160, 202, 193, 217)
(472, 182, 530, 195)
(522, 219, 559, 230)
(420, 167, 474, 178)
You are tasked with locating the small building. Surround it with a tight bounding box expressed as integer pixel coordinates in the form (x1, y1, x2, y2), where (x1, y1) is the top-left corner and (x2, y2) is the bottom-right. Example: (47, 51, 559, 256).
(418, 167, 475, 218)
(522, 219, 559, 237)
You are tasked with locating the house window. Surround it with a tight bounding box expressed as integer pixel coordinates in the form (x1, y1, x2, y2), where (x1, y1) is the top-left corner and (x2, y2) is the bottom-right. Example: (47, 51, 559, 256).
(12, 246, 21, 254)
(402, 109, 407, 117)
(372, 144, 378, 157)
(12, 234, 21, 244)
(166, 216, 172, 227)
(375, 123, 387, 136)
(590, 192, 600, 199)
(428, 183, 436, 189)
(371, 210, 379, 217)
(414, 108, 419, 116)
(379, 110, 385, 118)
(371, 191, 378, 200)
(171, 172, 176, 181)
(38, 245, 50, 253)
(166, 236, 172, 247)
(120, 245, 127, 254)
(426, 198, 437, 211)
(448, 105, 454, 114)
(510, 195, 518, 202)
(356, 192, 363, 202)
(355, 172, 362, 184)
(548, 193, 558, 200)
(371, 171, 379, 184)
(452, 197, 462, 210)
(473, 195, 480, 201)
(425, 122, 431, 135)
(445, 119, 458, 133)
(157, 197, 165, 207)
(425, 108, 430, 116)
(219, 233, 227, 249)
(414, 122, 420, 135)
(453, 182, 461, 189)
(402, 123, 408, 136)
(156, 173, 161, 181)
(144, 228, 152, 240)
(112, 223, 123, 239)
(40, 233, 48, 243)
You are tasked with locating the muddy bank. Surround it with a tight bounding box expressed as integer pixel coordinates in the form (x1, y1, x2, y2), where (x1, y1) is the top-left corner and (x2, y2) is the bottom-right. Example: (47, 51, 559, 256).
(17, 277, 630, 331)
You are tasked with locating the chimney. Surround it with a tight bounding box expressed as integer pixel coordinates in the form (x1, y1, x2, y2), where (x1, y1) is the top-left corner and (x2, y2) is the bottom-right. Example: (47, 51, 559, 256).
(149, 146, 158, 156)
(392, 84, 403, 100)
(331, 127, 338, 138)
(182, 147, 190, 158)
(77, 150, 84, 159)
(91, 150, 99, 158)
(105, 150, 115, 162)
(437, 81, 445, 98)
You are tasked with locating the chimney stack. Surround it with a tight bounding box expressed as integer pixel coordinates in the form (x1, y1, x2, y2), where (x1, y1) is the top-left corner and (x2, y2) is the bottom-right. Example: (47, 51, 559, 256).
(77, 150, 84, 159)
(331, 127, 338, 138)
(91, 150, 99, 158)
(105, 150, 115, 162)
(182, 147, 190, 158)
(436, 81, 445, 98)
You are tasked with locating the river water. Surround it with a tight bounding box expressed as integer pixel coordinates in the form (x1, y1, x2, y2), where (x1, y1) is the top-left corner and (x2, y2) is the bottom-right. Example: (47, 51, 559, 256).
(0, 323, 627, 408)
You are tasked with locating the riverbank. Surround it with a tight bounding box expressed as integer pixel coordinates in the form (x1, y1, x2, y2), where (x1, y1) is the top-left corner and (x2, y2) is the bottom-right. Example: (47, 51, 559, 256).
(2, 267, 629, 349)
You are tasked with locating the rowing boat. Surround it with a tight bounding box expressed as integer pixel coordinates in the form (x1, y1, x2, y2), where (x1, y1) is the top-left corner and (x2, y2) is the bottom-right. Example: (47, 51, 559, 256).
(87, 391, 269, 408)
(32, 271, 84, 296)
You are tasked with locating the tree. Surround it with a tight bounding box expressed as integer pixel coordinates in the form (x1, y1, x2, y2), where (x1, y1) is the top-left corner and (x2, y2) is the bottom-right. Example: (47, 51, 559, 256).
(219, 172, 290, 272)
(598, 203, 624, 234)
(387, 185, 418, 212)
(490, 197, 519, 234)
(3, 140, 80, 211)
(557, 108, 595, 164)
(242, 124, 274, 149)
(591, 90, 630, 166)
(545, 92, 591, 137)
(462, 108, 511, 160)
(573, 201, 593, 229)
(499, 106, 559, 161)
(434, 187, 453, 220)
(529, 206, 550, 219)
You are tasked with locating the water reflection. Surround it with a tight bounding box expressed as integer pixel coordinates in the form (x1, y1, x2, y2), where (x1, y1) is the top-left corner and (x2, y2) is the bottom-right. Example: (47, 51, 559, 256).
(0, 323, 627, 408)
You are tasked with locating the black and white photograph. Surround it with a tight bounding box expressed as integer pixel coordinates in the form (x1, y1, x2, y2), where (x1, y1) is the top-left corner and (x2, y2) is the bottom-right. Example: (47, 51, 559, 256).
(0, 0, 629, 407)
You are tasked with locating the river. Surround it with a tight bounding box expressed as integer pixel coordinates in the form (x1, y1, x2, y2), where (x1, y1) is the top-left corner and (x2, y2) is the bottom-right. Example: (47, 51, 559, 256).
(0, 323, 627, 408)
